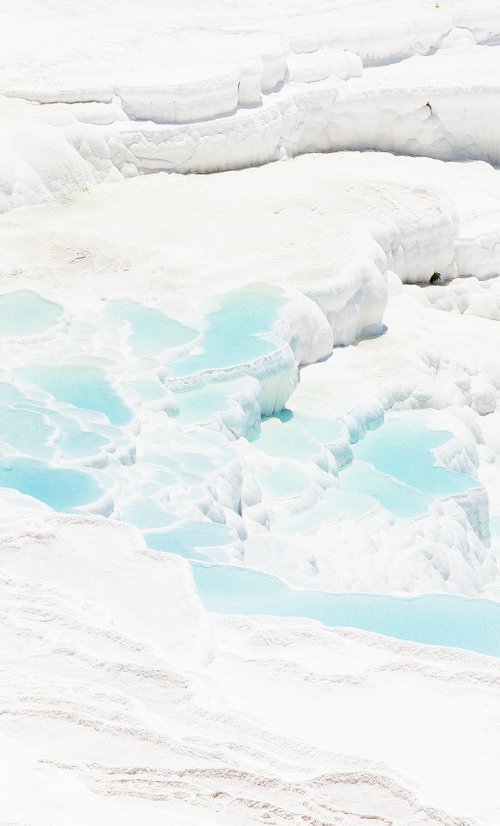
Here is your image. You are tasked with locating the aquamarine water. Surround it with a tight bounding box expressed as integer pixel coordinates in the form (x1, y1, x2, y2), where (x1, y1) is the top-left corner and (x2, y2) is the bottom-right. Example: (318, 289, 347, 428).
(57, 427, 110, 459)
(0, 407, 54, 460)
(145, 521, 236, 560)
(106, 299, 196, 357)
(192, 562, 500, 657)
(171, 378, 250, 425)
(273, 488, 377, 535)
(0, 291, 62, 336)
(17, 365, 131, 426)
(353, 416, 479, 498)
(171, 286, 284, 377)
(120, 500, 177, 530)
(0, 383, 28, 403)
(128, 379, 167, 402)
(278, 409, 343, 445)
(252, 416, 321, 460)
(0, 457, 103, 511)
(341, 460, 433, 517)
(259, 464, 312, 498)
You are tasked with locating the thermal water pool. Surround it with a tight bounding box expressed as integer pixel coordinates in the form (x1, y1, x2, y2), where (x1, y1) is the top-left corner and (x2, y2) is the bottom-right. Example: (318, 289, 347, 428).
(17, 365, 132, 427)
(352, 415, 479, 499)
(193, 562, 500, 657)
(106, 299, 197, 357)
(0, 291, 62, 336)
(0, 457, 104, 512)
(170, 286, 286, 377)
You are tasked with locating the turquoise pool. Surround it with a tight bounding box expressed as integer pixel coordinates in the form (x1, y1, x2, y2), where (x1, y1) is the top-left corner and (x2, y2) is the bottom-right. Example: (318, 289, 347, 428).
(106, 299, 196, 357)
(17, 364, 131, 426)
(171, 377, 252, 425)
(145, 521, 237, 561)
(0, 457, 104, 512)
(192, 561, 500, 657)
(171, 286, 285, 377)
(0, 291, 62, 336)
(352, 416, 479, 498)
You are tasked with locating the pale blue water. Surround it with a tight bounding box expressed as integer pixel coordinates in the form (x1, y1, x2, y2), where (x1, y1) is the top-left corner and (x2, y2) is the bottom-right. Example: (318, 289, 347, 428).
(0, 406, 54, 460)
(251, 409, 344, 463)
(253, 417, 321, 460)
(133, 461, 178, 489)
(145, 521, 236, 560)
(0, 383, 27, 403)
(353, 416, 478, 497)
(106, 300, 196, 357)
(17, 365, 131, 426)
(341, 460, 433, 517)
(0, 291, 62, 336)
(489, 515, 500, 536)
(336, 414, 479, 517)
(277, 409, 343, 445)
(128, 379, 167, 402)
(192, 562, 500, 657)
(259, 464, 312, 498)
(173, 451, 217, 474)
(57, 428, 110, 459)
(171, 286, 284, 377)
(139, 450, 214, 487)
(171, 377, 253, 425)
(0, 457, 103, 511)
(120, 500, 177, 530)
(172, 382, 235, 424)
(273, 488, 377, 535)
(0, 401, 115, 462)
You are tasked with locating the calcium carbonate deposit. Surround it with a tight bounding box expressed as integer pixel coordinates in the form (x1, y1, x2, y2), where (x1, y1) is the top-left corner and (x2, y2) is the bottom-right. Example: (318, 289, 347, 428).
(1, 0, 500, 824)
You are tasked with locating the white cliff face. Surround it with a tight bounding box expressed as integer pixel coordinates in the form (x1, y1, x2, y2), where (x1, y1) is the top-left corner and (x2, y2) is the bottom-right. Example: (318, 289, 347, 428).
(1, 0, 500, 823)
(1, 0, 500, 194)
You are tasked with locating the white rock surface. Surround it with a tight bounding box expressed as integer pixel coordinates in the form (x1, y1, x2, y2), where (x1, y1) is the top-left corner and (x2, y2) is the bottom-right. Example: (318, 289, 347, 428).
(2, 0, 500, 193)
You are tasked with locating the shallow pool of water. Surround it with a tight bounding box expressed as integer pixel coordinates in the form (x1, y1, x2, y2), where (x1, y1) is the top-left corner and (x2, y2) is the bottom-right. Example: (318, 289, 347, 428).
(171, 378, 250, 425)
(17, 365, 131, 426)
(145, 521, 236, 561)
(193, 562, 500, 657)
(57, 427, 110, 459)
(337, 413, 479, 517)
(0, 406, 54, 460)
(279, 410, 343, 445)
(0, 457, 104, 511)
(252, 416, 322, 460)
(273, 488, 378, 535)
(0, 291, 62, 336)
(341, 460, 433, 517)
(353, 415, 478, 497)
(259, 463, 313, 498)
(106, 300, 196, 357)
(171, 286, 285, 377)
(120, 500, 177, 530)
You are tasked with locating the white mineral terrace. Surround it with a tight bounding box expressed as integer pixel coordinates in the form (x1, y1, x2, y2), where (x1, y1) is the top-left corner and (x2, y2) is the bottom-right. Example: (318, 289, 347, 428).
(1, 1, 500, 824)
